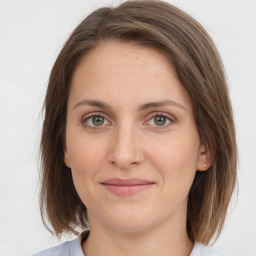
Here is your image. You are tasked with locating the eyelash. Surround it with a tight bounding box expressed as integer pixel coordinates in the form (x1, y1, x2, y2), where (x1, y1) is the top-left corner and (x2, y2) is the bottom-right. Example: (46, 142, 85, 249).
(81, 112, 175, 131)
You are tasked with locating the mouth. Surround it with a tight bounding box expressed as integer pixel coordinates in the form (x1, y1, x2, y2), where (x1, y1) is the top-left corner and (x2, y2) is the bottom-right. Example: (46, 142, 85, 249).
(101, 178, 155, 196)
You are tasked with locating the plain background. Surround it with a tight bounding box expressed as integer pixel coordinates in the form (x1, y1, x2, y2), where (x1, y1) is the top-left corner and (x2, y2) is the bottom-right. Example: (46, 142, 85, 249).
(0, 0, 255, 255)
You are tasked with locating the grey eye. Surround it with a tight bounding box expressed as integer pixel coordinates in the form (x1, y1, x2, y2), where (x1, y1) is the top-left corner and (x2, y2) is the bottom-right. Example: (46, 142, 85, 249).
(154, 116, 167, 126)
(91, 116, 105, 126)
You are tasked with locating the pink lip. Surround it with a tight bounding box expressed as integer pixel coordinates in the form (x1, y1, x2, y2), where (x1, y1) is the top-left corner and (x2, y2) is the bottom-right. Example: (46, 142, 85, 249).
(101, 178, 155, 196)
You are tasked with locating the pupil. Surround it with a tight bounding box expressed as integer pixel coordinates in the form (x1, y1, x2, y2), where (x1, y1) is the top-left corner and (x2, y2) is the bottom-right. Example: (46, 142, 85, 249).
(154, 116, 166, 126)
(92, 116, 104, 126)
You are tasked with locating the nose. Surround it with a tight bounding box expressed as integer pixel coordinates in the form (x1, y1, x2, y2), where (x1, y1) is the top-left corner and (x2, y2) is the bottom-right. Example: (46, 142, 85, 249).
(108, 124, 144, 170)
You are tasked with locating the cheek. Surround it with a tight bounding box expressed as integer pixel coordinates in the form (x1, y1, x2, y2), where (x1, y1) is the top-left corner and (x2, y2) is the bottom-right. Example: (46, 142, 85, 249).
(67, 137, 108, 206)
(149, 136, 199, 183)
(67, 136, 107, 181)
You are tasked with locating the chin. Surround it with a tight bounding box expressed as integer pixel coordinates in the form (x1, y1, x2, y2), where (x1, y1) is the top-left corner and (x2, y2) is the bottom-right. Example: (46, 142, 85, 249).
(107, 221, 154, 234)
(101, 209, 158, 234)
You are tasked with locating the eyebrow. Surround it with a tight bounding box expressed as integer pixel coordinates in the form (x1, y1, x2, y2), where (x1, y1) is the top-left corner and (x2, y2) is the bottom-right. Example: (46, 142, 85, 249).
(73, 99, 187, 112)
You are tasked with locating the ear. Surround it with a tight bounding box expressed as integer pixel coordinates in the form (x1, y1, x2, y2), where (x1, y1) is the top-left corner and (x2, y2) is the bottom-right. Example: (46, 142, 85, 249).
(196, 144, 213, 171)
(64, 147, 71, 168)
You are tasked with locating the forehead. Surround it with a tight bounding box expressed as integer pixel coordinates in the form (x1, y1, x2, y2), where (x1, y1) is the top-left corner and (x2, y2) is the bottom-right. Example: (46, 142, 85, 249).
(72, 40, 176, 80)
(74, 41, 174, 75)
(69, 41, 192, 111)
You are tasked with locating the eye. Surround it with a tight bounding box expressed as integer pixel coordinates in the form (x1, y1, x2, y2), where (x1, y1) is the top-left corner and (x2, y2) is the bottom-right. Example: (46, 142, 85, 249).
(146, 113, 174, 128)
(82, 113, 111, 130)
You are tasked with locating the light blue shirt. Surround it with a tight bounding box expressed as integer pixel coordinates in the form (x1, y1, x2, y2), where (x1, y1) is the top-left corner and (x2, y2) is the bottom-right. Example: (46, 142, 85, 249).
(31, 236, 84, 256)
(31, 233, 227, 256)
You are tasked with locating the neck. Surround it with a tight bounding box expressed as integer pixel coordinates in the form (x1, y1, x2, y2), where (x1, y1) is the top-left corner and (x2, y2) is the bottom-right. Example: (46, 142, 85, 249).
(82, 218, 193, 256)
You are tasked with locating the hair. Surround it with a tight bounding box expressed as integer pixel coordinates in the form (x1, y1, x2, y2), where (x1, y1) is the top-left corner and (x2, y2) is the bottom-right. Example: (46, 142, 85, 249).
(40, 0, 237, 245)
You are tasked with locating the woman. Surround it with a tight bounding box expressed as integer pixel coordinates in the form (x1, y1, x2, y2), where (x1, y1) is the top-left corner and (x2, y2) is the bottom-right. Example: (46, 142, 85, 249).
(33, 0, 237, 255)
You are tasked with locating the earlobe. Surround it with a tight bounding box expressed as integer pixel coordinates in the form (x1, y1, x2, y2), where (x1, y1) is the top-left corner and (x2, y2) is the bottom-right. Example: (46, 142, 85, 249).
(64, 148, 71, 168)
(196, 144, 213, 171)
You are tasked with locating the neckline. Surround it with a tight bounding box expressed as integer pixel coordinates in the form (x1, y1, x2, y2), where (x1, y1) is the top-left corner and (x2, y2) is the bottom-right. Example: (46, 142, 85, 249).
(78, 230, 204, 256)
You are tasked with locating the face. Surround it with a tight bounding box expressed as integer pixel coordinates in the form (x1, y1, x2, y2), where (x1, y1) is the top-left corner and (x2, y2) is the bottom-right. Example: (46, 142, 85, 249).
(64, 41, 208, 234)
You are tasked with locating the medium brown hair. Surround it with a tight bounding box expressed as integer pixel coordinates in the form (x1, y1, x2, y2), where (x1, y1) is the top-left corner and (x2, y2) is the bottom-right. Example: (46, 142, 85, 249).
(40, 0, 237, 244)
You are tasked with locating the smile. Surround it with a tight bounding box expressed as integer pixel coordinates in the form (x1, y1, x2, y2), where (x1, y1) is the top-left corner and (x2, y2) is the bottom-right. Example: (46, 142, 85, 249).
(101, 178, 155, 196)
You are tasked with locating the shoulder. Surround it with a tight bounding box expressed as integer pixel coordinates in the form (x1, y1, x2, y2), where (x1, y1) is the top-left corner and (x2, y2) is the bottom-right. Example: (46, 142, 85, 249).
(31, 236, 84, 256)
(191, 243, 228, 256)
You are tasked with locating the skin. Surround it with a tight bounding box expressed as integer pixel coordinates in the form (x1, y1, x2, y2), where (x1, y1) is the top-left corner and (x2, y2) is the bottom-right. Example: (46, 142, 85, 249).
(64, 41, 210, 256)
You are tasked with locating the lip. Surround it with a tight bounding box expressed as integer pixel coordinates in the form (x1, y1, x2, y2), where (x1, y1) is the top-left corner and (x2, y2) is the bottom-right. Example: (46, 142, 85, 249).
(101, 178, 155, 196)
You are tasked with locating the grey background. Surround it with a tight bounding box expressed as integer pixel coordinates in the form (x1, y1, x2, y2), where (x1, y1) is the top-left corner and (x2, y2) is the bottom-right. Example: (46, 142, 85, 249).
(0, 0, 255, 255)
